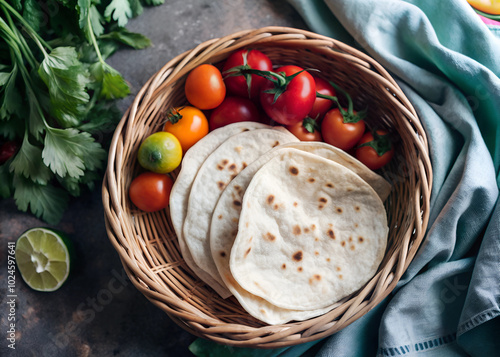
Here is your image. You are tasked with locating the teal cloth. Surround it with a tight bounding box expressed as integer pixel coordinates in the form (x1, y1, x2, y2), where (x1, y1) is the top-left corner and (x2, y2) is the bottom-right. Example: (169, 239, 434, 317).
(190, 0, 500, 355)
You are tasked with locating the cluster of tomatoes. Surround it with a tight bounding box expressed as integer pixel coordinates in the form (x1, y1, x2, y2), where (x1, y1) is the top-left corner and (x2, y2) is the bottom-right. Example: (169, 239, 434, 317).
(129, 48, 395, 212)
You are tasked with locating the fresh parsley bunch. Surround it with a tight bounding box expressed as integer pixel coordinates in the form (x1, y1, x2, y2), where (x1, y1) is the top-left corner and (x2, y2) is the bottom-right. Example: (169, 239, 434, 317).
(0, 0, 164, 224)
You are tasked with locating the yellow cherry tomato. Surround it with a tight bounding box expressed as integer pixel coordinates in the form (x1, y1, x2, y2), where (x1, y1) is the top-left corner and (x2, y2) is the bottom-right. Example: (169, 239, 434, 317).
(137, 132, 182, 173)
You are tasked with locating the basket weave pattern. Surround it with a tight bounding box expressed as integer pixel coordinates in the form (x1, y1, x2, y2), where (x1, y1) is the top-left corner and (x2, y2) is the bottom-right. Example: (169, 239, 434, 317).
(102, 27, 432, 348)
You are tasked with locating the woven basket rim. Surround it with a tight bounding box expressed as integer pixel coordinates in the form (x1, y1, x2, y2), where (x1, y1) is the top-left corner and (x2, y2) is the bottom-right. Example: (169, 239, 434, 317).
(102, 26, 433, 348)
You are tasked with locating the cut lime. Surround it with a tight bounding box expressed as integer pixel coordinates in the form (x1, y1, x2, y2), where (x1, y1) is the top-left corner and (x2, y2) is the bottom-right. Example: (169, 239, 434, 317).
(15, 228, 74, 292)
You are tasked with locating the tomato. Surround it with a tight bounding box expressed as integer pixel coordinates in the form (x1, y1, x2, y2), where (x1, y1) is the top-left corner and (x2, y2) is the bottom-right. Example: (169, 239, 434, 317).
(137, 132, 182, 174)
(163, 106, 209, 152)
(286, 117, 322, 141)
(129, 172, 173, 212)
(309, 76, 335, 120)
(355, 130, 394, 170)
(259, 65, 316, 126)
(223, 49, 273, 99)
(209, 96, 262, 130)
(0, 141, 18, 164)
(321, 108, 366, 151)
(185, 64, 226, 110)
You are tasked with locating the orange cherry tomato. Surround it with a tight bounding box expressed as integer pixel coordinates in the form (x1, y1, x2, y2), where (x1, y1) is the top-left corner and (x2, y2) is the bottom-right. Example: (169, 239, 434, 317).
(286, 117, 322, 141)
(185, 64, 226, 110)
(355, 130, 394, 170)
(163, 106, 209, 152)
(129, 172, 173, 212)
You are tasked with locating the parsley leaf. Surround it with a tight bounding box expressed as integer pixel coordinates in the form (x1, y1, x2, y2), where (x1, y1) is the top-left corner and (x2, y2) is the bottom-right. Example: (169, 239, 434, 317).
(99, 27, 152, 49)
(22, 0, 44, 33)
(42, 127, 107, 179)
(142, 0, 165, 5)
(9, 135, 53, 185)
(90, 61, 130, 99)
(78, 0, 105, 42)
(104, 0, 133, 28)
(0, 62, 23, 120)
(13, 174, 69, 225)
(38, 46, 90, 127)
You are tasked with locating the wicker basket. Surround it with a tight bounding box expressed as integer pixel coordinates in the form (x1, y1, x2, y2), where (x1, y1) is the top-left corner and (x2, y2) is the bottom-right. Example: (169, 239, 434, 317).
(102, 26, 432, 348)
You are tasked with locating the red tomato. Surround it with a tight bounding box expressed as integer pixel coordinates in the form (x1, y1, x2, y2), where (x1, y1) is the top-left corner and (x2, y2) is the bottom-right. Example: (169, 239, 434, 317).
(321, 108, 366, 151)
(0, 141, 18, 164)
(129, 172, 173, 212)
(185, 64, 226, 110)
(309, 76, 335, 120)
(286, 117, 322, 141)
(209, 96, 262, 130)
(259, 65, 316, 126)
(355, 130, 394, 170)
(223, 49, 273, 99)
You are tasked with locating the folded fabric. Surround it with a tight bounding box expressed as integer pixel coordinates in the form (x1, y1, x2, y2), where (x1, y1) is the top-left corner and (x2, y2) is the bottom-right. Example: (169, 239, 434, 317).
(283, 0, 500, 356)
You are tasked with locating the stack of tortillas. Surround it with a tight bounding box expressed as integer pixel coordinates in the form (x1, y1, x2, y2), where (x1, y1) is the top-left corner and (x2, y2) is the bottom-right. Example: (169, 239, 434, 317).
(169, 122, 391, 325)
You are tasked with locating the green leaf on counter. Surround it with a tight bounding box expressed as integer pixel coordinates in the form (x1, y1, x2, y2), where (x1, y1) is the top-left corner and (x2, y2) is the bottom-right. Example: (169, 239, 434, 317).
(9, 135, 52, 185)
(99, 27, 152, 49)
(90, 61, 130, 99)
(13, 174, 69, 225)
(42, 127, 106, 179)
(38, 47, 90, 128)
(104, 0, 133, 27)
(142, 0, 165, 5)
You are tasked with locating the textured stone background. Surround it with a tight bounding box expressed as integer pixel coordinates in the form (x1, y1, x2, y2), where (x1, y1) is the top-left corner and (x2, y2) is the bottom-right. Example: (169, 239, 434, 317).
(0, 1, 306, 356)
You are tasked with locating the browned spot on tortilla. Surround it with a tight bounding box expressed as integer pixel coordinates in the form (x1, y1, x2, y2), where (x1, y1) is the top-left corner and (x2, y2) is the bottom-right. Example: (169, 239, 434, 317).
(293, 202, 298, 207)
(282, 263, 286, 269)
(326, 258, 331, 262)
(222, 159, 229, 165)
(336, 207, 343, 213)
(273, 204, 280, 210)
(308, 177, 315, 183)
(348, 236, 353, 242)
(341, 241, 346, 247)
(311, 224, 316, 230)
(233, 200, 241, 207)
(314, 251, 319, 256)
(350, 245, 356, 251)
(245, 221, 249, 228)
(326, 182, 334, 188)
(248, 236, 253, 243)
(218, 214, 223, 220)
(315, 237, 319, 241)
(327, 229, 335, 239)
(297, 267, 303, 272)
(235, 146, 243, 153)
(232, 218, 239, 223)
(272, 140, 280, 147)
(244, 247, 251, 257)
(263, 232, 276, 241)
(218, 181, 226, 190)
(358, 236, 364, 243)
(217, 164, 224, 170)
(228, 163, 237, 171)
(220, 251, 226, 257)
(338, 274, 343, 279)
(292, 251, 303, 262)
(242, 162, 248, 169)
(318, 204, 325, 209)
(267, 195, 275, 204)
(336, 266, 341, 271)
(355, 206, 360, 212)
(304, 227, 310, 233)
(319, 197, 327, 203)
(234, 185, 241, 192)
(242, 128, 250, 132)
(355, 223, 359, 228)
(260, 309, 266, 314)
(293, 225, 301, 235)
(289, 166, 299, 175)
(230, 173, 239, 180)
(347, 187, 353, 192)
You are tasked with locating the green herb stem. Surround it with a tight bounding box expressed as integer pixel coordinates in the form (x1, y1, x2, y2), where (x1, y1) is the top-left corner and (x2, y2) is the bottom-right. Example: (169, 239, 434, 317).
(0, 0, 52, 51)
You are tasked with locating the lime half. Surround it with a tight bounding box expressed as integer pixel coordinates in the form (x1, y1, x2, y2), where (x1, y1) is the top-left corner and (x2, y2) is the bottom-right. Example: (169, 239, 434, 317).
(15, 228, 73, 292)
